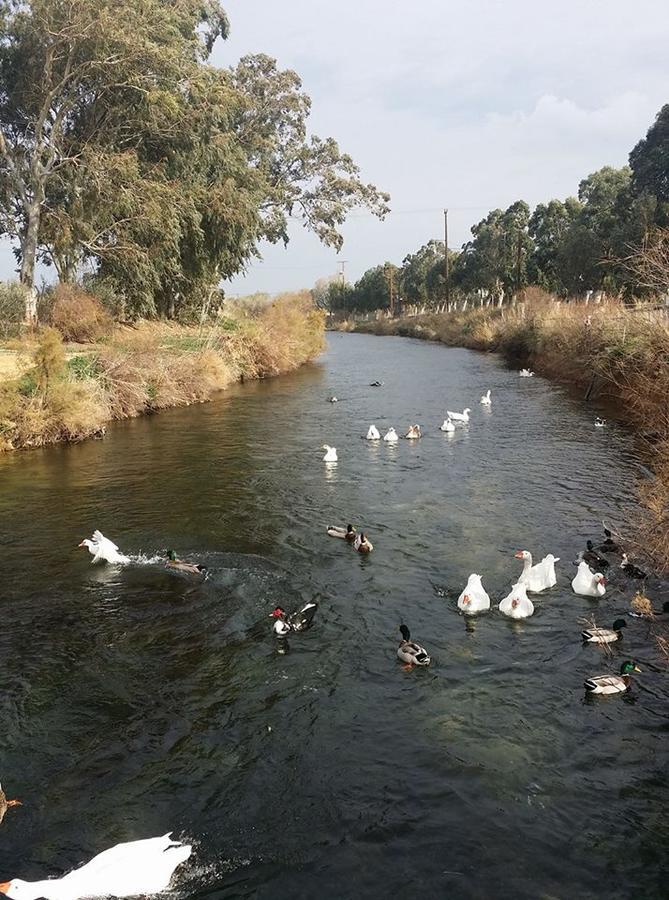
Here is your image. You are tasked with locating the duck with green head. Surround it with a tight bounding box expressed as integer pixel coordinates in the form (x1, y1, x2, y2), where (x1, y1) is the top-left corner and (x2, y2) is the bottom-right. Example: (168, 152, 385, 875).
(165, 550, 207, 577)
(584, 659, 641, 694)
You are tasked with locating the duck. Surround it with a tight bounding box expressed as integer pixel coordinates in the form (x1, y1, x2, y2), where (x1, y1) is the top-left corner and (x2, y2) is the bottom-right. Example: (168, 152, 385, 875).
(571, 561, 606, 597)
(446, 408, 471, 423)
(270, 600, 318, 635)
(397, 624, 431, 668)
(514, 550, 559, 593)
(597, 527, 620, 554)
(353, 532, 373, 553)
(366, 424, 381, 440)
(0, 833, 191, 900)
(328, 396, 338, 403)
(579, 541, 609, 569)
(480, 389, 491, 406)
(383, 427, 398, 443)
(78, 530, 130, 565)
(165, 550, 207, 576)
(498, 582, 534, 619)
(327, 524, 357, 542)
(584, 659, 641, 695)
(620, 554, 647, 580)
(0, 784, 21, 826)
(594, 417, 606, 427)
(582, 618, 627, 643)
(439, 418, 455, 432)
(322, 444, 338, 462)
(519, 368, 534, 377)
(457, 574, 490, 614)
(405, 424, 421, 439)
(370, 381, 383, 387)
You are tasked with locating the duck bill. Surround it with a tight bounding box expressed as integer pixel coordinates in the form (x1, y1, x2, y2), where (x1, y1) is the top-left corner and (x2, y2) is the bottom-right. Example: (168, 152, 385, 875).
(634, 666, 642, 673)
(0, 883, 10, 895)
(77, 541, 86, 548)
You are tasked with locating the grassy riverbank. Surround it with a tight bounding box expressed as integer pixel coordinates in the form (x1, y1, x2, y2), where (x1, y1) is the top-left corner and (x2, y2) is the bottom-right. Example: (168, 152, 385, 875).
(0, 292, 325, 453)
(338, 298, 669, 570)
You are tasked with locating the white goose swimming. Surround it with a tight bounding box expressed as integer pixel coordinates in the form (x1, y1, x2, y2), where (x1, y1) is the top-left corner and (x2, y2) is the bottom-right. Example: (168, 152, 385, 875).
(480, 390, 491, 406)
(0, 833, 191, 900)
(514, 550, 559, 593)
(446, 408, 471, 423)
(78, 530, 130, 565)
(519, 369, 534, 377)
(383, 427, 399, 443)
(439, 418, 455, 432)
(366, 425, 381, 440)
(322, 445, 338, 462)
(571, 560, 606, 597)
(405, 424, 421, 439)
(498, 582, 534, 619)
(457, 574, 490, 614)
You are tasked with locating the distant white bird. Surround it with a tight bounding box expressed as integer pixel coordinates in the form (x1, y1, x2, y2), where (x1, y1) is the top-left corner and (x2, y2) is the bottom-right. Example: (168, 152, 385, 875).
(439, 418, 455, 432)
(366, 425, 381, 440)
(446, 408, 471, 423)
(498, 582, 534, 619)
(480, 389, 491, 405)
(519, 369, 534, 377)
(383, 427, 399, 443)
(322, 444, 338, 462)
(571, 561, 606, 597)
(594, 417, 606, 427)
(405, 424, 421, 439)
(457, 574, 490, 614)
(514, 550, 559, 593)
(0, 833, 191, 900)
(328, 396, 338, 403)
(78, 530, 130, 565)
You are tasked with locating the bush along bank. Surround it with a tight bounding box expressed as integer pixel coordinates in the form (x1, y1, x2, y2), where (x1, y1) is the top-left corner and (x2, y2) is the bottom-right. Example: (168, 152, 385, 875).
(0, 292, 325, 453)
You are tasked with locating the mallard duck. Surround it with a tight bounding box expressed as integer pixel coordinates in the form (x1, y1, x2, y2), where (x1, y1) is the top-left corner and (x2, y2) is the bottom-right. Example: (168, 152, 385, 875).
(165, 550, 207, 576)
(397, 624, 431, 667)
(439, 418, 455, 432)
(383, 428, 398, 443)
(584, 659, 641, 695)
(480, 389, 491, 405)
(78, 530, 130, 564)
(0, 784, 21, 825)
(322, 444, 338, 462)
(327, 524, 356, 542)
(270, 600, 318, 635)
(571, 561, 606, 597)
(594, 417, 606, 427)
(446, 408, 471, 423)
(457, 574, 490, 614)
(596, 525, 620, 554)
(405, 424, 421, 439)
(514, 550, 559, 592)
(582, 618, 627, 643)
(353, 532, 373, 553)
(0, 833, 191, 900)
(498, 582, 534, 619)
(366, 424, 381, 440)
(580, 540, 609, 569)
(620, 554, 647, 580)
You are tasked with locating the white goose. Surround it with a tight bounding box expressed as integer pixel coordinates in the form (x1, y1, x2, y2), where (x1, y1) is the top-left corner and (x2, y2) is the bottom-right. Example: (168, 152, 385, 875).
(457, 574, 490, 614)
(322, 444, 338, 462)
(480, 390, 491, 406)
(78, 530, 130, 565)
(571, 560, 606, 597)
(446, 408, 471, 423)
(366, 425, 381, 440)
(519, 369, 534, 377)
(439, 418, 455, 432)
(514, 550, 559, 593)
(0, 833, 191, 900)
(405, 424, 421, 439)
(383, 427, 399, 443)
(498, 582, 534, 619)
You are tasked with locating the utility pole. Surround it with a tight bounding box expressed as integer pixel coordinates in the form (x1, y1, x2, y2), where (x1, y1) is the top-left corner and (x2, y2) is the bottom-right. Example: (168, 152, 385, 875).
(444, 209, 450, 307)
(515, 231, 522, 298)
(338, 260, 348, 315)
(385, 264, 395, 316)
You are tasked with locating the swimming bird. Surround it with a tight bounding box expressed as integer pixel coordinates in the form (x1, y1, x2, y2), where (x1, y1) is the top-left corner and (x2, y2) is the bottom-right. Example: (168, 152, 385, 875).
(582, 619, 627, 643)
(366, 424, 381, 440)
(165, 550, 207, 576)
(439, 418, 455, 432)
(354, 532, 373, 553)
(620, 554, 647, 580)
(571, 561, 606, 597)
(519, 369, 534, 377)
(322, 444, 338, 462)
(405, 424, 421, 439)
(0, 833, 191, 900)
(270, 601, 318, 635)
(446, 408, 471, 423)
(78, 530, 130, 565)
(514, 550, 559, 592)
(480, 389, 491, 405)
(327, 524, 357, 542)
(498, 582, 534, 619)
(370, 381, 383, 387)
(597, 526, 620, 555)
(584, 660, 641, 695)
(457, 574, 490, 614)
(397, 624, 431, 668)
(0, 785, 21, 826)
(383, 427, 398, 442)
(628, 599, 669, 618)
(594, 417, 606, 427)
(580, 541, 609, 569)
(328, 396, 338, 403)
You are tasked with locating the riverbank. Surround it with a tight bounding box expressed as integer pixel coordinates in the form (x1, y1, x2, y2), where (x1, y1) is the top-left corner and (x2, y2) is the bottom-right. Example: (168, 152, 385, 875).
(335, 299, 669, 570)
(0, 293, 325, 453)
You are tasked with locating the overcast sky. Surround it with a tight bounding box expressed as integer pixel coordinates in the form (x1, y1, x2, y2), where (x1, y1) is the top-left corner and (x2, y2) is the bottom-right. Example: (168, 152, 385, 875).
(218, 0, 668, 296)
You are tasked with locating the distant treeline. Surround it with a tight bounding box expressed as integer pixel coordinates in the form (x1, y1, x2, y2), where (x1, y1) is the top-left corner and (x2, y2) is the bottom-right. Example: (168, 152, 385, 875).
(317, 105, 669, 314)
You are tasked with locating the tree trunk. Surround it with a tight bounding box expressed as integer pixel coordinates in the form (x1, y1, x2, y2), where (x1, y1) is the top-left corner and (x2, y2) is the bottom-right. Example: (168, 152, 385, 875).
(20, 200, 41, 326)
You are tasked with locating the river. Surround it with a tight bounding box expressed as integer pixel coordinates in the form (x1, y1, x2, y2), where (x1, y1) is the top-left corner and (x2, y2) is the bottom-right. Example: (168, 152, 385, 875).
(0, 332, 667, 899)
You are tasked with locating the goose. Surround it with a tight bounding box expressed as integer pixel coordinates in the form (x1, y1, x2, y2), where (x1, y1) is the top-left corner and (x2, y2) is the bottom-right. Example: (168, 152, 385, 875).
(353, 532, 373, 553)
(498, 582, 534, 619)
(514, 550, 559, 592)
(322, 445, 338, 462)
(620, 554, 647, 580)
(579, 540, 609, 570)
(0, 833, 191, 900)
(446, 408, 470, 423)
(594, 417, 606, 427)
(0, 784, 21, 826)
(397, 624, 431, 668)
(571, 561, 606, 597)
(270, 600, 318, 635)
(582, 618, 627, 643)
(383, 428, 399, 443)
(327, 524, 356, 542)
(366, 425, 381, 440)
(584, 660, 641, 695)
(165, 550, 207, 576)
(519, 369, 534, 377)
(405, 424, 421, 439)
(457, 574, 490, 614)
(480, 389, 491, 406)
(439, 418, 455, 432)
(78, 530, 130, 565)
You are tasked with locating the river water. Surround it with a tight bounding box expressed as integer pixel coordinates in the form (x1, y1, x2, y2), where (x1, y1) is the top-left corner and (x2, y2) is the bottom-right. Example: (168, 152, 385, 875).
(0, 332, 667, 899)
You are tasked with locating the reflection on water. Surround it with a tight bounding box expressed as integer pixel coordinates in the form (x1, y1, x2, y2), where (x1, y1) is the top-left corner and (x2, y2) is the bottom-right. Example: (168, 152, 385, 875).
(0, 333, 667, 899)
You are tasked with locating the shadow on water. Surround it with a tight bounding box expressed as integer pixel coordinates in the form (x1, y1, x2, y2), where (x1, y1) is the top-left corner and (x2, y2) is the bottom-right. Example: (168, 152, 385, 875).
(0, 333, 667, 899)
